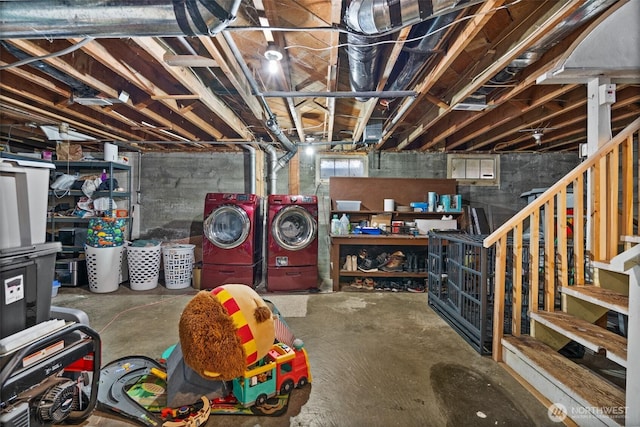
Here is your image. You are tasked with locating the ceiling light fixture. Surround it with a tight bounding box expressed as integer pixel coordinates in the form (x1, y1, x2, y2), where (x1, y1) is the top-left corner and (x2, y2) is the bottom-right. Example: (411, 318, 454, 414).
(532, 132, 543, 144)
(264, 43, 283, 62)
(264, 44, 283, 74)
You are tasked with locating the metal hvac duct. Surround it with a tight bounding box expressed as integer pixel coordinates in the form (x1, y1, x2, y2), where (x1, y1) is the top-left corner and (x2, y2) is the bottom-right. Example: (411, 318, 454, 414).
(0, 0, 241, 39)
(344, 0, 461, 101)
(384, 10, 459, 93)
(346, 32, 384, 102)
(456, 0, 618, 109)
(345, 0, 459, 35)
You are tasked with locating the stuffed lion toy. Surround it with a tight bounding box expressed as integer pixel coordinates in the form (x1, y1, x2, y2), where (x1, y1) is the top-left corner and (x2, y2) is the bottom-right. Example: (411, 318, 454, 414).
(178, 285, 275, 381)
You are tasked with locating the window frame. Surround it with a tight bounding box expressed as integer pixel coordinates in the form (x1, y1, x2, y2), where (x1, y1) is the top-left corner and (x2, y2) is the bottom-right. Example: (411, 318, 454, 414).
(315, 153, 368, 185)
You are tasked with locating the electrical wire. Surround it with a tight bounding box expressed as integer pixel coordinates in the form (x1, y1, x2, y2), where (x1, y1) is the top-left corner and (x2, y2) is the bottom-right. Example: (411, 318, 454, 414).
(283, 0, 524, 52)
(0, 37, 94, 70)
(98, 294, 192, 335)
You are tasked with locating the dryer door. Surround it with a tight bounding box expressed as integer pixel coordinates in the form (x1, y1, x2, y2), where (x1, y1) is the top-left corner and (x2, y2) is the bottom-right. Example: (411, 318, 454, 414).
(271, 205, 317, 251)
(204, 205, 250, 249)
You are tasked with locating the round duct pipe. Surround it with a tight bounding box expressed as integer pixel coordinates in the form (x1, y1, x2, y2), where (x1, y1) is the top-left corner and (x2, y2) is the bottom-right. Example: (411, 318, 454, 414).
(344, 0, 476, 35)
(0, 0, 241, 39)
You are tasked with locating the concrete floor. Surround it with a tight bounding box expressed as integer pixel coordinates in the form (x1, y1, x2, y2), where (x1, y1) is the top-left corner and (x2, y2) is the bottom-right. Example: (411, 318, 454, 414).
(51, 283, 559, 427)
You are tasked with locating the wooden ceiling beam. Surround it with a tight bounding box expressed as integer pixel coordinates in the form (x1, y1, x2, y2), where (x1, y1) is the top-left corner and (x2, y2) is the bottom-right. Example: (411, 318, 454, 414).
(469, 85, 639, 151)
(382, 0, 506, 151)
(0, 94, 129, 142)
(199, 36, 264, 120)
(73, 40, 208, 142)
(133, 37, 252, 141)
(396, 0, 584, 151)
(0, 75, 150, 143)
(8, 38, 212, 143)
(416, 17, 590, 152)
(443, 84, 577, 150)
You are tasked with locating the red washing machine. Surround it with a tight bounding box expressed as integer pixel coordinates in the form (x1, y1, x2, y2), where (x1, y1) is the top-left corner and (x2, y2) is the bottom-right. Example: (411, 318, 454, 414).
(202, 193, 262, 289)
(266, 194, 318, 291)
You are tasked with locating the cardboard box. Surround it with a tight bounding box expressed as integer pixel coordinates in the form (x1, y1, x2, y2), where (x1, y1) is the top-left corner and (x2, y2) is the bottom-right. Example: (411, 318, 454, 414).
(370, 213, 392, 227)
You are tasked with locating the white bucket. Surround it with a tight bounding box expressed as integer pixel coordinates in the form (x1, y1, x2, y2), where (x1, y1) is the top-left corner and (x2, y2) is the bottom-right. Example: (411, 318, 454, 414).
(104, 142, 118, 162)
(85, 245, 124, 293)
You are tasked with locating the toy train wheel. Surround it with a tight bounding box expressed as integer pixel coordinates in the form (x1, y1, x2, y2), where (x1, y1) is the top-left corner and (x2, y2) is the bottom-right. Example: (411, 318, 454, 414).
(297, 377, 308, 387)
(255, 394, 268, 407)
(280, 379, 294, 395)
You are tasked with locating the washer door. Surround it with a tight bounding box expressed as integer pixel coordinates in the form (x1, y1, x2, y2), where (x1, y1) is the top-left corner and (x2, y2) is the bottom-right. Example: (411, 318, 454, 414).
(204, 205, 250, 249)
(271, 205, 317, 251)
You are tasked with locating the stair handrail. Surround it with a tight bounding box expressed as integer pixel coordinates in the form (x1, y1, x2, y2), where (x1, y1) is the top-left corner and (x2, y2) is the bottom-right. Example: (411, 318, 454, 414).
(484, 116, 640, 249)
(483, 116, 640, 361)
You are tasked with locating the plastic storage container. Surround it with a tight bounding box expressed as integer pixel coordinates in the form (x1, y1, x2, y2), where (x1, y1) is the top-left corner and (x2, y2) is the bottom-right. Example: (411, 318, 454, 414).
(51, 280, 61, 297)
(127, 243, 162, 291)
(0, 242, 61, 339)
(162, 244, 195, 289)
(335, 200, 361, 211)
(0, 157, 55, 250)
(85, 245, 124, 293)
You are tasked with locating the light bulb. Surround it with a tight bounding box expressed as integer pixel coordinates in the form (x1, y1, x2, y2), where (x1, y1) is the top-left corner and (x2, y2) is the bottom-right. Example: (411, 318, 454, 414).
(305, 146, 314, 156)
(268, 59, 279, 73)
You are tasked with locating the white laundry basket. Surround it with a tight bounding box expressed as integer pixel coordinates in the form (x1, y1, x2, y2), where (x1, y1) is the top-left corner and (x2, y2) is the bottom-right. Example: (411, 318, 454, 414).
(126, 243, 162, 291)
(85, 245, 124, 293)
(162, 244, 195, 289)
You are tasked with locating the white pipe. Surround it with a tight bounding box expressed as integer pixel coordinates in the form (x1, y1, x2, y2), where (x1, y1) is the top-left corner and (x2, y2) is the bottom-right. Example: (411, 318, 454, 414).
(241, 144, 256, 195)
(263, 144, 280, 195)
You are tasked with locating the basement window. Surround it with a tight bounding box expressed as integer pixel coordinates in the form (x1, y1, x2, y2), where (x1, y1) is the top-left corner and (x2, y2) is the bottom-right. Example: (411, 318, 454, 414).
(447, 154, 499, 186)
(316, 154, 367, 185)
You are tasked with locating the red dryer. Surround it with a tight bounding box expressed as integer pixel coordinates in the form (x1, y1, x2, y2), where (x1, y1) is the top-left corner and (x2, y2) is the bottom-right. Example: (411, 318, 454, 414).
(266, 194, 318, 291)
(202, 193, 261, 289)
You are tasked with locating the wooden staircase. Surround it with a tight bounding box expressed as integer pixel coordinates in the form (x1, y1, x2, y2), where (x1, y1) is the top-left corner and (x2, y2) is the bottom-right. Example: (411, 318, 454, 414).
(483, 117, 640, 426)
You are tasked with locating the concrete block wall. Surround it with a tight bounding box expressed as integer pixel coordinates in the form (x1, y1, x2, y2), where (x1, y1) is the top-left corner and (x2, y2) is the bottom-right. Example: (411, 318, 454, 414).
(136, 149, 579, 289)
(137, 151, 256, 240)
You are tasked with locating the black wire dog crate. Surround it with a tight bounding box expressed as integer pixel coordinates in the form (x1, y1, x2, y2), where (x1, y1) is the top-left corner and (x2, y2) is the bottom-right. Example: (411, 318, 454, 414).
(427, 231, 539, 355)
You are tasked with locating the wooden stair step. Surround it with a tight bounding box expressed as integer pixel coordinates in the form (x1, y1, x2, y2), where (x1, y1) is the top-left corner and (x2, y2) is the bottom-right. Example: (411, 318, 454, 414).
(620, 234, 640, 244)
(593, 242, 640, 272)
(560, 285, 629, 315)
(502, 335, 626, 420)
(530, 311, 627, 368)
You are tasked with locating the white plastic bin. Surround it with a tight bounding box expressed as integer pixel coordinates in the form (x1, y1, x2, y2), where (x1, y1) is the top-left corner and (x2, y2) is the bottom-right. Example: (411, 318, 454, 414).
(162, 244, 195, 289)
(85, 245, 124, 293)
(336, 200, 361, 211)
(127, 244, 162, 291)
(0, 157, 55, 250)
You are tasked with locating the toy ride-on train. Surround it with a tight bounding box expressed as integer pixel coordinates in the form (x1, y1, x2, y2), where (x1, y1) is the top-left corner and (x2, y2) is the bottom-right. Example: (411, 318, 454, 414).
(97, 339, 311, 426)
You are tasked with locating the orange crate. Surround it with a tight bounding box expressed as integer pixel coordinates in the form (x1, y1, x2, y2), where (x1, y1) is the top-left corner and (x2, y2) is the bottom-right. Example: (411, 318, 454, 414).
(115, 209, 128, 218)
